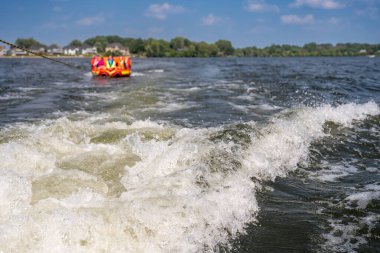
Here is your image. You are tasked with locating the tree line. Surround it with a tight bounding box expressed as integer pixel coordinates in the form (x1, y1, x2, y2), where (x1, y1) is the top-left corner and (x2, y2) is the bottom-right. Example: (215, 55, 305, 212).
(14, 36, 380, 57)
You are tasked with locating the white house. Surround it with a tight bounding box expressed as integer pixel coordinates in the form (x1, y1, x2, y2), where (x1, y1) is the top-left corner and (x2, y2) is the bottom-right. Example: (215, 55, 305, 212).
(63, 45, 80, 55)
(81, 45, 97, 55)
(10, 48, 27, 56)
(0, 46, 6, 56)
(47, 45, 63, 55)
(105, 43, 130, 55)
(30, 46, 46, 54)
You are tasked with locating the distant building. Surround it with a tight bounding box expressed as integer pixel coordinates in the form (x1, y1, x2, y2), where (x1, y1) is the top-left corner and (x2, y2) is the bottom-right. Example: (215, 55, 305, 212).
(47, 45, 63, 55)
(9, 47, 27, 56)
(30, 45, 46, 54)
(105, 43, 130, 55)
(63, 45, 80, 55)
(0, 46, 6, 56)
(81, 44, 97, 55)
(359, 49, 367, 54)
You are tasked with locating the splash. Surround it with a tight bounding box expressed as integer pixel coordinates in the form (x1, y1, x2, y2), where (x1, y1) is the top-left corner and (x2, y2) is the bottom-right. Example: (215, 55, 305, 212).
(0, 102, 378, 252)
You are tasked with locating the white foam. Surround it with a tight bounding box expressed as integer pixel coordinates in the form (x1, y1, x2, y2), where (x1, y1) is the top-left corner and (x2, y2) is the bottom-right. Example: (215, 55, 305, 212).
(229, 102, 249, 113)
(366, 167, 378, 172)
(16, 87, 45, 92)
(345, 183, 380, 209)
(0, 169, 31, 222)
(309, 163, 358, 182)
(229, 103, 282, 113)
(321, 181, 380, 251)
(168, 87, 201, 92)
(322, 211, 380, 252)
(0, 102, 378, 252)
(345, 191, 380, 209)
(242, 102, 379, 181)
(148, 69, 164, 73)
(0, 142, 56, 179)
(141, 101, 198, 113)
(322, 218, 369, 252)
(0, 94, 32, 100)
(82, 91, 117, 100)
(131, 72, 145, 77)
(157, 101, 198, 113)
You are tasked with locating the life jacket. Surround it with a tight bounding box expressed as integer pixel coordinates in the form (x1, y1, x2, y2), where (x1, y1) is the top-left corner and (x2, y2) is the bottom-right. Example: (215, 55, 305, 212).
(118, 57, 124, 69)
(126, 57, 131, 69)
(114, 57, 121, 68)
(91, 57, 98, 70)
(97, 58, 105, 67)
(106, 57, 115, 68)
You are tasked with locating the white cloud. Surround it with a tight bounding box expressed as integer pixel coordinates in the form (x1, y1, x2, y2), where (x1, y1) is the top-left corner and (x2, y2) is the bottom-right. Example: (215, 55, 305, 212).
(76, 14, 105, 26)
(328, 17, 338, 24)
(202, 14, 221, 26)
(355, 6, 379, 20)
(281, 14, 315, 24)
(290, 0, 345, 9)
(246, 0, 279, 12)
(146, 3, 185, 20)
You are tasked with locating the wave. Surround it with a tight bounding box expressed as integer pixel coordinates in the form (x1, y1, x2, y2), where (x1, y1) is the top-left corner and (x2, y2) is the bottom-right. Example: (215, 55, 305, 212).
(0, 102, 378, 252)
(148, 69, 165, 73)
(131, 72, 145, 77)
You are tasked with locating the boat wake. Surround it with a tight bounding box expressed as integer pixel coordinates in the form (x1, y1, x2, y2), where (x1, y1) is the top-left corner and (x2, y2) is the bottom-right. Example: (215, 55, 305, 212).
(0, 102, 378, 252)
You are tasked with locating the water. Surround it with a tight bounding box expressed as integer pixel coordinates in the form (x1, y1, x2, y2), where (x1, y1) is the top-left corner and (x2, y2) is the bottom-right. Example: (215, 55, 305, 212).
(0, 57, 379, 252)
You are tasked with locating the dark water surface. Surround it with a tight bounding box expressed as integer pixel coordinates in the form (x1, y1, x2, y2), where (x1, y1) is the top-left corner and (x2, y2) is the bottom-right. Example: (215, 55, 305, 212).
(0, 57, 379, 252)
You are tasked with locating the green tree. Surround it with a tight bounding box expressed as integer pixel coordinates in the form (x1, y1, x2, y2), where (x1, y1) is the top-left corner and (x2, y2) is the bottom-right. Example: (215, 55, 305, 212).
(304, 42, 317, 53)
(215, 39, 234, 56)
(15, 38, 45, 49)
(170, 36, 191, 51)
(125, 38, 145, 54)
(145, 39, 170, 57)
(69, 39, 83, 47)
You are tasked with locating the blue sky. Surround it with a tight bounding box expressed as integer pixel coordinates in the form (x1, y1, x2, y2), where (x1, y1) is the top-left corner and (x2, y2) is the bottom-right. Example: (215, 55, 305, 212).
(0, 0, 379, 48)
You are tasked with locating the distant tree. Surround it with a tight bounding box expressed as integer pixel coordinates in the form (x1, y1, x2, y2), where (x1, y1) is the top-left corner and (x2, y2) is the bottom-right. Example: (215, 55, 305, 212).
(41, 35, 380, 57)
(49, 44, 60, 48)
(85, 36, 109, 52)
(215, 39, 234, 56)
(145, 39, 162, 57)
(125, 38, 145, 54)
(104, 50, 122, 56)
(195, 42, 211, 57)
(69, 39, 83, 47)
(303, 42, 317, 52)
(182, 44, 196, 57)
(93, 41, 105, 53)
(170, 37, 191, 51)
(15, 38, 45, 49)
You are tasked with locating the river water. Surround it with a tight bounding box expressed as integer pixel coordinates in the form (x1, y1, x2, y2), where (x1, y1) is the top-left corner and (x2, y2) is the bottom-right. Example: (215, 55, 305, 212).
(0, 57, 379, 252)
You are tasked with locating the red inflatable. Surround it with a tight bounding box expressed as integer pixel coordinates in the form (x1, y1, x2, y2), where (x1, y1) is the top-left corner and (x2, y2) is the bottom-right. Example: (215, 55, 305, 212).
(91, 56, 131, 77)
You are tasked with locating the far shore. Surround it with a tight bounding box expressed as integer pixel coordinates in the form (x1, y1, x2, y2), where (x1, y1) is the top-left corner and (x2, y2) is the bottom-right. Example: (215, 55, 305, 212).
(0, 54, 377, 59)
(0, 55, 92, 59)
(0, 55, 142, 59)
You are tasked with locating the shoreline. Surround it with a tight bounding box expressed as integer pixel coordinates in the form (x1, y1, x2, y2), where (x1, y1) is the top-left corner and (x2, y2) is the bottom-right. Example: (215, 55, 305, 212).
(0, 55, 92, 59)
(0, 55, 377, 59)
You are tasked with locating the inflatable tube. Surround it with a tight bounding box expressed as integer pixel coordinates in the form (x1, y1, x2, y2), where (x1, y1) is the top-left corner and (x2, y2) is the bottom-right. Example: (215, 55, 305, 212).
(91, 56, 132, 77)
